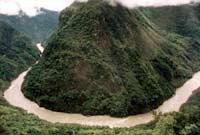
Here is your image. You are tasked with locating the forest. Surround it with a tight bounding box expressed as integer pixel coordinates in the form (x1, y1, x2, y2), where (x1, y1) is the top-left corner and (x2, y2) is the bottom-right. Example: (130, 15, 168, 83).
(0, 0, 200, 134)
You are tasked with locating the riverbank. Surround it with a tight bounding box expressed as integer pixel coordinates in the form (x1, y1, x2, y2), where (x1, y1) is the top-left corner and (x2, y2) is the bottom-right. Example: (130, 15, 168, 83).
(3, 44, 200, 128)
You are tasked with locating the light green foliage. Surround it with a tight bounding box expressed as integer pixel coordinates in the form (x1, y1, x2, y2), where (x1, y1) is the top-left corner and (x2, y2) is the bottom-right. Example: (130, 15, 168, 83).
(1, 90, 200, 134)
(153, 115, 176, 135)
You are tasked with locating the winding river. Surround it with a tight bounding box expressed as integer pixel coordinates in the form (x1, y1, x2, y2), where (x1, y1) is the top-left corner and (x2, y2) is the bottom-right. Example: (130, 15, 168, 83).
(3, 43, 200, 128)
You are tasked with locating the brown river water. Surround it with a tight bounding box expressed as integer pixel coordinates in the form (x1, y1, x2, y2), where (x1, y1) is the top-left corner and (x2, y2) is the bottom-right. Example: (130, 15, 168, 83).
(4, 43, 200, 128)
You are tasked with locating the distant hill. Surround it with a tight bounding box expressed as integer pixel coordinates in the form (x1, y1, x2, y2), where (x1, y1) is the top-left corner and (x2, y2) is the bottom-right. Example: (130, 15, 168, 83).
(22, 0, 200, 117)
(0, 21, 39, 97)
(140, 4, 200, 40)
(0, 8, 59, 44)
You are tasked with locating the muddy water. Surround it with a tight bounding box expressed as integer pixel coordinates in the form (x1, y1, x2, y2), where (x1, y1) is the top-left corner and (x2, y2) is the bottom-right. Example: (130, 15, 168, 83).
(4, 44, 200, 128)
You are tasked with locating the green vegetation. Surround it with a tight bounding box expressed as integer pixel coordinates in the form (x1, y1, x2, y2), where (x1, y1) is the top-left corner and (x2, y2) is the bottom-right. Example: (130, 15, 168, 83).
(0, 21, 39, 134)
(0, 1, 200, 134)
(22, 0, 200, 117)
(0, 21, 39, 96)
(0, 8, 59, 44)
(1, 89, 200, 135)
(140, 4, 200, 40)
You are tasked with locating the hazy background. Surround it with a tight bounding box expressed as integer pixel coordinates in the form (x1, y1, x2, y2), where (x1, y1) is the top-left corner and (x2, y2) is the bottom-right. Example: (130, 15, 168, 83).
(0, 0, 199, 16)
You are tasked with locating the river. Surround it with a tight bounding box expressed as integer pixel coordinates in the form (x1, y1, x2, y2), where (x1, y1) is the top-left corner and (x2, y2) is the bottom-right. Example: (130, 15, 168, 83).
(4, 43, 200, 128)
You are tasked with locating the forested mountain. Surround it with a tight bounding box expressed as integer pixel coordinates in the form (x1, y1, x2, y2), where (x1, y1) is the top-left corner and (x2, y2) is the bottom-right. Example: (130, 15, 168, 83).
(22, 0, 200, 117)
(0, 1, 200, 134)
(0, 21, 39, 99)
(0, 8, 59, 43)
(141, 4, 200, 40)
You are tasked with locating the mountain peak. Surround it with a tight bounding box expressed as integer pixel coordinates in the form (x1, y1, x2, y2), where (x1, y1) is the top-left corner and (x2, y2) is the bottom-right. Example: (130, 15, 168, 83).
(18, 10, 27, 17)
(0, 0, 56, 16)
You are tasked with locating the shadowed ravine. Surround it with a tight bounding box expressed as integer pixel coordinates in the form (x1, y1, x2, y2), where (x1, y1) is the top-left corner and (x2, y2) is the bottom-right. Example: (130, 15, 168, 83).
(3, 43, 200, 128)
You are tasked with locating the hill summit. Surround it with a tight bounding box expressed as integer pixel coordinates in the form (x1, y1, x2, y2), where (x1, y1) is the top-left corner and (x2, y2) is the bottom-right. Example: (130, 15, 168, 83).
(22, 0, 200, 117)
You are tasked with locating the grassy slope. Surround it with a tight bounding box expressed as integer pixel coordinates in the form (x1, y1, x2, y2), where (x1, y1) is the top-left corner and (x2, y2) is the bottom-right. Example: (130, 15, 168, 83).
(22, 0, 200, 117)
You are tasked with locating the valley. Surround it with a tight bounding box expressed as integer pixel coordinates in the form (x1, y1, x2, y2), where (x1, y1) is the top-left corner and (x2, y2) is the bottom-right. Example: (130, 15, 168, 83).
(4, 45, 200, 127)
(0, 0, 200, 134)
(0, 9, 59, 44)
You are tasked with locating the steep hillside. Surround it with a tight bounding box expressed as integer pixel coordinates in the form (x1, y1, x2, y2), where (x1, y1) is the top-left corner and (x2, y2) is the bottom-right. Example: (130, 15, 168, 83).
(0, 22, 39, 101)
(0, 8, 59, 43)
(141, 4, 200, 40)
(22, 0, 200, 117)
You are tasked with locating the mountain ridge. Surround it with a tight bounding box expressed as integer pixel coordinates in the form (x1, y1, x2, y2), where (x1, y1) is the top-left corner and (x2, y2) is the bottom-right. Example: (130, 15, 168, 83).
(0, 8, 59, 44)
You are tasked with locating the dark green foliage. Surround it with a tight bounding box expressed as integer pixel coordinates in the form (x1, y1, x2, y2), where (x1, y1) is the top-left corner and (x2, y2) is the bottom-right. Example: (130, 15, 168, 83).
(0, 21, 39, 92)
(0, 8, 59, 43)
(0, 22, 39, 134)
(22, 1, 200, 117)
(0, 111, 6, 134)
(141, 4, 200, 40)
